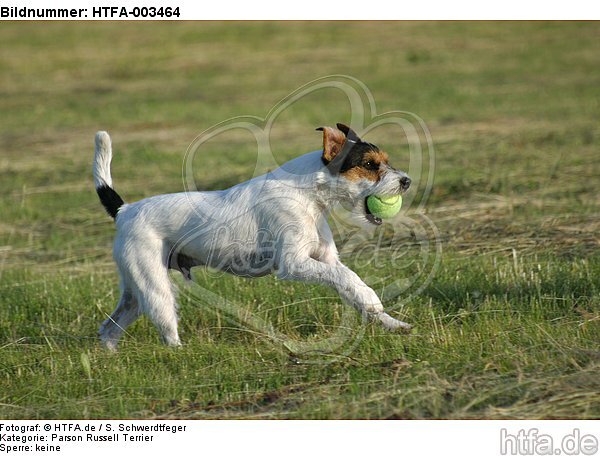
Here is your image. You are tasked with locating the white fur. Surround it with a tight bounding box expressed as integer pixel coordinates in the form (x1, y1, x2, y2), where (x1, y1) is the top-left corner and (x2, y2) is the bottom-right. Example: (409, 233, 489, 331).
(95, 132, 411, 350)
(93, 131, 114, 188)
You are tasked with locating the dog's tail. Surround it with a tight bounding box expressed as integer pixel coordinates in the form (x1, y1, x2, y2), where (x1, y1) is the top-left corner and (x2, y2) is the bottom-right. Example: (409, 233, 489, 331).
(93, 131, 124, 219)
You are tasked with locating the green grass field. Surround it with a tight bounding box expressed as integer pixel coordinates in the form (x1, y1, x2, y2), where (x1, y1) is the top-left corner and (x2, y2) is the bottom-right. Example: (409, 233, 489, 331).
(0, 22, 599, 419)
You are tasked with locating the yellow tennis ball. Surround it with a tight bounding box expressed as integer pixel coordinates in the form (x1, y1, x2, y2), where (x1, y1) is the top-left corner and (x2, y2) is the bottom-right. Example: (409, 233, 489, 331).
(366, 194, 403, 219)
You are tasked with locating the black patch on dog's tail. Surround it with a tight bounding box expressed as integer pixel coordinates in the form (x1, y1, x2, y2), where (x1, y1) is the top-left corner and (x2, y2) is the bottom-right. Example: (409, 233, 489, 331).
(96, 185, 124, 219)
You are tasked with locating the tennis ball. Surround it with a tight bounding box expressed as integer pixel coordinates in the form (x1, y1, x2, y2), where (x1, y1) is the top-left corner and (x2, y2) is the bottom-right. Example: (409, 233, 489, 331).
(367, 194, 403, 219)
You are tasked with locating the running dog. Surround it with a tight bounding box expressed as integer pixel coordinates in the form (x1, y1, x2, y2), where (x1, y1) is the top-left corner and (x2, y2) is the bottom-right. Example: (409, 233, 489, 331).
(94, 123, 412, 349)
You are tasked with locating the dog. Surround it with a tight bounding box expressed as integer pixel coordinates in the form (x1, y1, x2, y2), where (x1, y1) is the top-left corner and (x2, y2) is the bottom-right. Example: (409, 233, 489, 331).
(94, 123, 412, 349)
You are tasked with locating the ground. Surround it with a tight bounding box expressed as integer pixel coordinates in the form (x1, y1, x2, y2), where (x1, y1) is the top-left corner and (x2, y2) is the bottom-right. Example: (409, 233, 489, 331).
(0, 22, 599, 419)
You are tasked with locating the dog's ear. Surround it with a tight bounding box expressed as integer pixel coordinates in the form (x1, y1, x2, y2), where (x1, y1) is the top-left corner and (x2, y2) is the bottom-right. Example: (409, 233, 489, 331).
(316, 126, 346, 164)
(336, 123, 361, 142)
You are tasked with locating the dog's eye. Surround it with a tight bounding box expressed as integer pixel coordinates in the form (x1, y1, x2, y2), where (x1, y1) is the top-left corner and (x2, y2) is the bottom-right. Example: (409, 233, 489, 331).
(364, 160, 379, 171)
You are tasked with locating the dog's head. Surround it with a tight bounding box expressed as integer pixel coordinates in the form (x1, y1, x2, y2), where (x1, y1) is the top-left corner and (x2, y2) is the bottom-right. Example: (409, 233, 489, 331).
(317, 123, 411, 225)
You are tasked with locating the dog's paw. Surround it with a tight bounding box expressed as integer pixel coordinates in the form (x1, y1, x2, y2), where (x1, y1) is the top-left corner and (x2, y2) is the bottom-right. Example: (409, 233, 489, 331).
(363, 301, 385, 314)
(161, 335, 182, 347)
(98, 335, 119, 352)
(376, 312, 412, 332)
(352, 286, 384, 313)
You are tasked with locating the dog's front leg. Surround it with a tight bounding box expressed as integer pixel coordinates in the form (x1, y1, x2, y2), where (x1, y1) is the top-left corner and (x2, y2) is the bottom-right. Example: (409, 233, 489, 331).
(334, 261, 412, 331)
(277, 255, 411, 331)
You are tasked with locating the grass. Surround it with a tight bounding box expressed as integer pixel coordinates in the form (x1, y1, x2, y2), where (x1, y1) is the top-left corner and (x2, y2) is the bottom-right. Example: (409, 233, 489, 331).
(0, 21, 599, 419)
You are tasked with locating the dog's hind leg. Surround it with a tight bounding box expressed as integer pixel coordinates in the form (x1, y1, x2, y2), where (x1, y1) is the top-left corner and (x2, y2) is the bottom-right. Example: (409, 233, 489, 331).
(127, 243, 182, 347)
(135, 279, 181, 347)
(99, 287, 140, 351)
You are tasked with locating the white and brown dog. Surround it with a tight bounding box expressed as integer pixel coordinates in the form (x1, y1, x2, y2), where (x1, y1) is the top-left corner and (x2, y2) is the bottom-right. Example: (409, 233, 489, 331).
(94, 123, 412, 350)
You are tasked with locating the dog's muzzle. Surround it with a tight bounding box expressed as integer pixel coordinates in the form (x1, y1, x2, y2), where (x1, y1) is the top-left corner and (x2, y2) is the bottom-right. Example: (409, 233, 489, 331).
(364, 175, 411, 226)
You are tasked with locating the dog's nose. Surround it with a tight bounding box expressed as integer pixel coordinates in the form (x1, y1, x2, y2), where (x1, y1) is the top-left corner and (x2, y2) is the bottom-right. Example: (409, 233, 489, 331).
(400, 176, 411, 190)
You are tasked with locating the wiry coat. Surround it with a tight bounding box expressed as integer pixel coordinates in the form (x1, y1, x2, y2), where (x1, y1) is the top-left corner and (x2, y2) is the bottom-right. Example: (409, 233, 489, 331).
(94, 124, 412, 349)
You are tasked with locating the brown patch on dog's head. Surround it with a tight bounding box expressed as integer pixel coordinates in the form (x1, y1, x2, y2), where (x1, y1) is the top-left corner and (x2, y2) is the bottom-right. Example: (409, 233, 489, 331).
(341, 149, 390, 182)
(317, 123, 389, 182)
